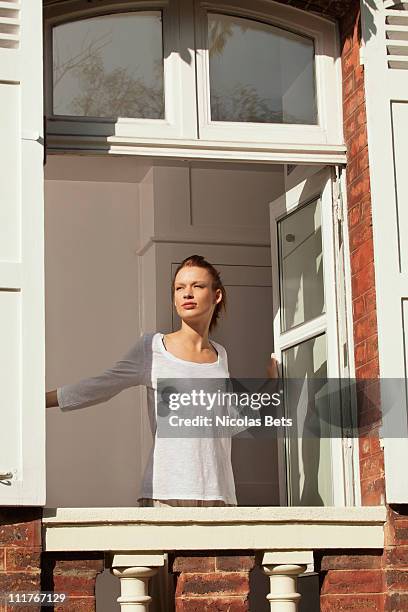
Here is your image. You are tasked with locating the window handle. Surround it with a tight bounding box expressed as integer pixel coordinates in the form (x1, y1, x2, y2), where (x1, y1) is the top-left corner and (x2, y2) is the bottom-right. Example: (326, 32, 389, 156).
(0, 472, 13, 480)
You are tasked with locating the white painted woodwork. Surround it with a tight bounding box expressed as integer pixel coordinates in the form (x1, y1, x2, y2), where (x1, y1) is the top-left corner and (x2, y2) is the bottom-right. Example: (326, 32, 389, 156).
(0, 0, 45, 505)
(261, 553, 312, 612)
(110, 553, 165, 612)
(269, 166, 352, 507)
(42, 505, 386, 551)
(43, 0, 345, 163)
(361, 0, 408, 502)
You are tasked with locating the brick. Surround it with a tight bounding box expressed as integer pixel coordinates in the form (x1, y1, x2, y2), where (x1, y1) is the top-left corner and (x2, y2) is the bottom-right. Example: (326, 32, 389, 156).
(216, 556, 255, 572)
(53, 573, 99, 597)
(321, 569, 384, 595)
(54, 598, 96, 612)
(385, 569, 408, 590)
(342, 46, 360, 79)
(5, 548, 41, 572)
(366, 334, 378, 361)
(355, 64, 365, 89)
(354, 310, 377, 344)
(172, 556, 216, 573)
(54, 557, 104, 574)
(351, 240, 374, 273)
(0, 548, 4, 571)
(384, 546, 408, 568)
(344, 84, 366, 120)
(360, 476, 385, 505)
(347, 168, 371, 208)
(0, 572, 40, 593)
(359, 433, 382, 460)
(353, 294, 365, 319)
(352, 266, 376, 301)
(320, 593, 386, 611)
(175, 598, 248, 612)
(349, 222, 372, 253)
(348, 125, 369, 158)
(386, 591, 408, 611)
(343, 72, 355, 100)
(359, 452, 384, 481)
(364, 288, 377, 313)
(355, 341, 367, 365)
(0, 521, 41, 548)
(319, 552, 383, 571)
(394, 520, 408, 546)
(349, 203, 362, 229)
(176, 573, 249, 597)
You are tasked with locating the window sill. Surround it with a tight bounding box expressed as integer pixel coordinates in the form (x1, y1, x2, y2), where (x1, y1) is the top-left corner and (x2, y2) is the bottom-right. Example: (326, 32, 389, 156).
(42, 506, 386, 552)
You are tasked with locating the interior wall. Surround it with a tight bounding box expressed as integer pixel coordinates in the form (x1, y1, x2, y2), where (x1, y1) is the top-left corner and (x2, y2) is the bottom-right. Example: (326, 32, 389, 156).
(44, 154, 285, 509)
(44, 155, 147, 507)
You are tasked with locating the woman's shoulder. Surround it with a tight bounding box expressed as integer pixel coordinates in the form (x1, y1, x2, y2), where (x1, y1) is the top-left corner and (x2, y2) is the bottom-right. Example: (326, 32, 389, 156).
(210, 338, 228, 357)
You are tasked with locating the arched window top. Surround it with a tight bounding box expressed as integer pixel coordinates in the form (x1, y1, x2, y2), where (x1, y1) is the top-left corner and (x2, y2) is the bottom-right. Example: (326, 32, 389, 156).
(44, 0, 345, 163)
(52, 11, 164, 119)
(207, 12, 317, 124)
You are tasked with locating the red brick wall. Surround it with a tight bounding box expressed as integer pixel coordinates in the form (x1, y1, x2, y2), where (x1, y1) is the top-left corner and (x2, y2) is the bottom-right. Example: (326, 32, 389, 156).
(170, 553, 255, 611)
(318, 3, 408, 609)
(340, 0, 385, 509)
(0, 509, 42, 612)
(41, 552, 104, 612)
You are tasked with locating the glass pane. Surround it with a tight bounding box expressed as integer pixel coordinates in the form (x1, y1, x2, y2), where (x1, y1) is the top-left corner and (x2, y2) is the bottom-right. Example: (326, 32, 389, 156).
(278, 198, 325, 332)
(208, 13, 317, 124)
(283, 334, 333, 506)
(53, 12, 164, 119)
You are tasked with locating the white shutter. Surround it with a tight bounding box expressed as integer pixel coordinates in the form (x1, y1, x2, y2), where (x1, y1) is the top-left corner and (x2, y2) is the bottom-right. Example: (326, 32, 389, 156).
(0, 0, 45, 505)
(361, 0, 408, 503)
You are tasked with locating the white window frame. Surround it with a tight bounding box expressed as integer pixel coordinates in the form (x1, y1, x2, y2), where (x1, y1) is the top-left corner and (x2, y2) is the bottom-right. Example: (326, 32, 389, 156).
(44, 0, 346, 164)
(194, 0, 343, 144)
(270, 166, 349, 507)
(44, 0, 197, 140)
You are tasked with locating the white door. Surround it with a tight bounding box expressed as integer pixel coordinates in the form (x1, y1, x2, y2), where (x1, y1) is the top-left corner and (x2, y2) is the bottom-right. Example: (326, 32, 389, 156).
(269, 165, 352, 506)
(0, 0, 45, 504)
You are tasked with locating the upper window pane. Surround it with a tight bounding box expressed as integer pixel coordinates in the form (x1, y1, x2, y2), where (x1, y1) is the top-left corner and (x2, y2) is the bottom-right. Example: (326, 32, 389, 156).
(278, 198, 325, 332)
(52, 11, 164, 119)
(208, 13, 317, 124)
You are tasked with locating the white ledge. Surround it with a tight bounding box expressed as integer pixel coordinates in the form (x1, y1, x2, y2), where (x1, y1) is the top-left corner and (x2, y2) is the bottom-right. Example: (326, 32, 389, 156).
(42, 506, 386, 552)
(46, 135, 347, 165)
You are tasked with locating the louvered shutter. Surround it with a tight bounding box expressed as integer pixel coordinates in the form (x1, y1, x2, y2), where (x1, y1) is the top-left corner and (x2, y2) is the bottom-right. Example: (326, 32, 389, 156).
(361, 0, 408, 503)
(0, 0, 45, 505)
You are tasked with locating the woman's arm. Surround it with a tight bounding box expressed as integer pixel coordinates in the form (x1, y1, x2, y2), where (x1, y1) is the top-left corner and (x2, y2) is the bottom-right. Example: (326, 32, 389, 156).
(51, 334, 150, 412)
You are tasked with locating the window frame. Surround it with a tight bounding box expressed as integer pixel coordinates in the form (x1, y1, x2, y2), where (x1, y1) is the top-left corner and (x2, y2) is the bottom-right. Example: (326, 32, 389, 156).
(194, 0, 343, 145)
(43, 0, 346, 163)
(44, 0, 196, 140)
(269, 165, 348, 506)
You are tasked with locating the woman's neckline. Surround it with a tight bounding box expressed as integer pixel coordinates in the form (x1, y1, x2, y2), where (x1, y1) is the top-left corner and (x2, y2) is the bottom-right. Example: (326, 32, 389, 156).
(158, 333, 220, 366)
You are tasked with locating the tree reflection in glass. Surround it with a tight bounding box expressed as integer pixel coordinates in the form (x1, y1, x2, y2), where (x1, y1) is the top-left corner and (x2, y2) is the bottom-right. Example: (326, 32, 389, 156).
(53, 11, 164, 119)
(208, 13, 317, 124)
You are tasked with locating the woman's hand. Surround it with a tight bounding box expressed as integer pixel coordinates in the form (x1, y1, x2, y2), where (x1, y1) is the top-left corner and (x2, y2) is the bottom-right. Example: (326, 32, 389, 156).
(267, 353, 280, 379)
(46, 390, 59, 408)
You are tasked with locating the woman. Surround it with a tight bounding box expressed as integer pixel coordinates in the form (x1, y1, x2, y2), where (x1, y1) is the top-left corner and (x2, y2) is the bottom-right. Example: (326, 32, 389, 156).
(46, 254, 280, 507)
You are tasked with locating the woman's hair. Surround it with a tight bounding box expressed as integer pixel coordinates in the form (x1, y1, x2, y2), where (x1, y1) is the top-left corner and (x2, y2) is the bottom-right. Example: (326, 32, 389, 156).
(172, 255, 227, 332)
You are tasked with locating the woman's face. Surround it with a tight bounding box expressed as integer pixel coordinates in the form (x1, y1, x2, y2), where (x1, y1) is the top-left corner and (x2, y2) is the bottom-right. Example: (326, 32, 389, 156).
(173, 266, 222, 328)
